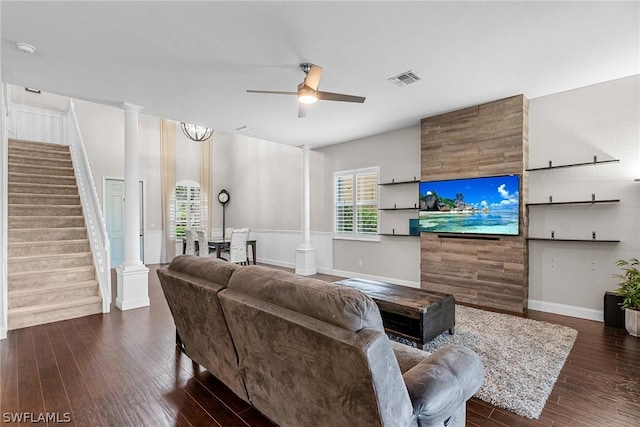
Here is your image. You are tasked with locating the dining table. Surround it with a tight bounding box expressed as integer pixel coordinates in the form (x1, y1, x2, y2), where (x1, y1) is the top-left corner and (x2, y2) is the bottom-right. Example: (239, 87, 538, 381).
(207, 238, 257, 265)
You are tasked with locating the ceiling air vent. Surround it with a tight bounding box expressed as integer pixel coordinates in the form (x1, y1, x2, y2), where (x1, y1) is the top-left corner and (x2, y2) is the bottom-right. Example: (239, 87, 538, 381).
(388, 70, 422, 87)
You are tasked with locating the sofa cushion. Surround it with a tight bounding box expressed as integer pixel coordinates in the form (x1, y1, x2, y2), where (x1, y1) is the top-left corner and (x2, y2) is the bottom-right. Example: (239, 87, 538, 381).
(167, 253, 240, 285)
(227, 265, 384, 332)
(157, 255, 248, 401)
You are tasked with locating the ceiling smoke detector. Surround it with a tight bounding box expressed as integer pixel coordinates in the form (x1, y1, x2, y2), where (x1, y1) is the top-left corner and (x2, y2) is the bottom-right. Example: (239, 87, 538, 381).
(16, 42, 36, 54)
(388, 70, 422, 87)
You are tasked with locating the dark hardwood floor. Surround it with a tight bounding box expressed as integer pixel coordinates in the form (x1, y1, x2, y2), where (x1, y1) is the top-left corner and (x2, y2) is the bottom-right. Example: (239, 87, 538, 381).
(1, 264, 638, 426)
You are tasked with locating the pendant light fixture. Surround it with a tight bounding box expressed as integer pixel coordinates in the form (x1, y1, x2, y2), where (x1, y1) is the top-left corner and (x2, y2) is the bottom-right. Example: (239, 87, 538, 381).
(180, 122, 214, 142)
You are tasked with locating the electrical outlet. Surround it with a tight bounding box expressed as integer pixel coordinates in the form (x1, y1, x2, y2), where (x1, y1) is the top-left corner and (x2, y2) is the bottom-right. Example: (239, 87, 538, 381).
(358, 260, 363, 267)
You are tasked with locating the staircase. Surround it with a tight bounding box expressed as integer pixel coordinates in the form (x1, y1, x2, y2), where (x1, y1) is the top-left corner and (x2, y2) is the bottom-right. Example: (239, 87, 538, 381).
(7, 139, 102, 330)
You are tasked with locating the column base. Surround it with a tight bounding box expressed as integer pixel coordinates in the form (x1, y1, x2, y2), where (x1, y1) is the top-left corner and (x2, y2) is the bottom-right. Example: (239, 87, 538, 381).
(295, 245, 317, 276)
(116, 264, 150, 311)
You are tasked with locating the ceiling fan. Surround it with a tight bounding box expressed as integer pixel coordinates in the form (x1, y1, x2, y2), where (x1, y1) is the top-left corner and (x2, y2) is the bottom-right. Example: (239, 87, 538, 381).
(247, 63, 366, 118)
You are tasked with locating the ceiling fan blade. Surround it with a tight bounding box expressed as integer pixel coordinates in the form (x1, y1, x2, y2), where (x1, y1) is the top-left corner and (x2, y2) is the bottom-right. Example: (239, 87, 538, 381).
(298, 104, 310, 118)
(317, 91, 366, 103)
(247, 90, 297, 95)
(303, 64, 323, 91)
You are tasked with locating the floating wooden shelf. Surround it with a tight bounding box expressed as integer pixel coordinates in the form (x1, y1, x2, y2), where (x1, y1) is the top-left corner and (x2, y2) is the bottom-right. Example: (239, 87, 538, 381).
(378, 179, 420, 186)
(526, 199, 620, 206)
(528, 238, 621, 243)
(378, 207, 419, 211)
(378, 233, 419, 237)
(526, 158, 619, 172)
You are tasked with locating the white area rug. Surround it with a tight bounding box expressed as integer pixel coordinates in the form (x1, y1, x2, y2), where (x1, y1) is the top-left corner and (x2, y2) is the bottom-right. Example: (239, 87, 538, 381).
(419, 305, 578, 419)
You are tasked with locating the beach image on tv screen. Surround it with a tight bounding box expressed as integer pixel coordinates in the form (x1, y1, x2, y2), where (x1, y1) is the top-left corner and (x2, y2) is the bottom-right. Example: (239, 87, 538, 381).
(419, 175, 520, 235)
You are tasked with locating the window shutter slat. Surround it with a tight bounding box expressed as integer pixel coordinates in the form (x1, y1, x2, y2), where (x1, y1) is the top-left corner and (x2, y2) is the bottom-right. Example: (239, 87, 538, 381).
(334, 168, 378, 236)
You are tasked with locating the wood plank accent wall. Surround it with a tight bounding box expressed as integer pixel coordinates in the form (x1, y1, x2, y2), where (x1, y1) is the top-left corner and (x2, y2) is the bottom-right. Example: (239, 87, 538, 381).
(420, 95, 529, 313)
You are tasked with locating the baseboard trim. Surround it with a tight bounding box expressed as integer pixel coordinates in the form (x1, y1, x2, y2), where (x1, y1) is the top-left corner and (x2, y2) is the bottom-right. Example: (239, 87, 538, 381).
(116, 297, 150, 311)
(528, 299, 603, 322)
(256, 258, 295, 269)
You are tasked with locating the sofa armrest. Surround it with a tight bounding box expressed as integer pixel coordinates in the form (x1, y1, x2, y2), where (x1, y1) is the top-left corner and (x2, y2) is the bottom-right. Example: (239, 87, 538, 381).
(403, 345, 484, 426)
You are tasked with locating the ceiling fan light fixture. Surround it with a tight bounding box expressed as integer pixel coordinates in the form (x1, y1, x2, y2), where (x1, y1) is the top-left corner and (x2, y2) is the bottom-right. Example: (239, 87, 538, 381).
(298, 86, 318, 104)
(180, 122, 214, 142)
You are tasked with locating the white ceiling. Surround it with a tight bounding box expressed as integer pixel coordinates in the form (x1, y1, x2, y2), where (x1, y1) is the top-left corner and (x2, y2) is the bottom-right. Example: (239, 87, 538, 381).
(2, 1, 638, 148)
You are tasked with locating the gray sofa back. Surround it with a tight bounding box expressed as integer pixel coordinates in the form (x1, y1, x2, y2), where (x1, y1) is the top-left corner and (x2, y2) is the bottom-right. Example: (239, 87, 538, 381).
(159, 257, 484, 427)
(219, 265, 415, 427)
(157, 255, 248, 401)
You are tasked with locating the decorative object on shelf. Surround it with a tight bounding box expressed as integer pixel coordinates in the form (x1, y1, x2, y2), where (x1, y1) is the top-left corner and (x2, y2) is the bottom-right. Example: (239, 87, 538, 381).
(409, 218, 420, 236)
(613, 258, 640, 337)
(218, 189, 230, 240)
(181, 122, 214, 142)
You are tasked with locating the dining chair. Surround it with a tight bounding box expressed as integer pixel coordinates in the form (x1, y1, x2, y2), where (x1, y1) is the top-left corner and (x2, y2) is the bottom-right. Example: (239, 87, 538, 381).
(227, 228, 250, 265)
(184, 229, 197, 255)
(196, 230, 213, 257)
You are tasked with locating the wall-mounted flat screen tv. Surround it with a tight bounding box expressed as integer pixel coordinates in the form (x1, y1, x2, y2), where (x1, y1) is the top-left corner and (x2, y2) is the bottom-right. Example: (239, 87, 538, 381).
(419, 175, 520, 235)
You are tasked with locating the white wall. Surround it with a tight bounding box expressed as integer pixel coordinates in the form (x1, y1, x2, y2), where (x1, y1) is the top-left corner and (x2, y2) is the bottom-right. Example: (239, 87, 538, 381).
(209, 132, 313, 268)
(527, 75, 640, 320)
(316, 126, 422, 286)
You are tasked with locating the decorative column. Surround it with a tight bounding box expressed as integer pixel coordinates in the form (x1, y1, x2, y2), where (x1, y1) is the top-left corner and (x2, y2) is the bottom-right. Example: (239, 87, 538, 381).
(295, 145, 317, 275)
(116, 103, 149, 310)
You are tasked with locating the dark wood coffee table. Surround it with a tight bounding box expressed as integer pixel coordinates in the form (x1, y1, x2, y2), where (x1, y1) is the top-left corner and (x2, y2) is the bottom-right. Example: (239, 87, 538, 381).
(335, 279, 455, 349)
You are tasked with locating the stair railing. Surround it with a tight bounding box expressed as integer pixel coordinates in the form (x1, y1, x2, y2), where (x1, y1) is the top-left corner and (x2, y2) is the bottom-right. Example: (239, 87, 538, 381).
(65, 100, 111, 312)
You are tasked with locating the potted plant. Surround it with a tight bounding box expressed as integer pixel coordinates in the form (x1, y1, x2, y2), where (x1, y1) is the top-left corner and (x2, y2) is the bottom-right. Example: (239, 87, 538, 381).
(614, 258, 640, 337)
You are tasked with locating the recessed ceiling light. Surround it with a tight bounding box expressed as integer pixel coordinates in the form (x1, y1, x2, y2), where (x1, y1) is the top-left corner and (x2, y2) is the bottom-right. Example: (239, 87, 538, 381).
(16, 42, 36, 54)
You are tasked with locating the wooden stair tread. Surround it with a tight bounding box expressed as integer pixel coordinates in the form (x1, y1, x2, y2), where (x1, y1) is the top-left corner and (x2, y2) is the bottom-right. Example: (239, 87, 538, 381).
(8, 138, 69, 148)
(8, 226, 86, 232)
(8, 192, 79, 197)
(8, 264, 94, 278)
(9, 153, 72, 163)
(8, 238, 89, 246)
(9, 182, 78, 189)
(8, 295, 102, 316)
(8, 171, 75, 178)
(8, 252, 92, 262)
(9, 280, 99, 298)
(8, 203, 82, 208)
(8, 215, 84, 219)
(8, 162, 73, 170)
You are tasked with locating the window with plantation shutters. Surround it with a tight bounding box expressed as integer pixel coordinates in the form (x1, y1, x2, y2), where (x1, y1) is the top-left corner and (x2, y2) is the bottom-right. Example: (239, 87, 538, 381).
(334, 167, 379, 239)
(174, 181, 203, 239)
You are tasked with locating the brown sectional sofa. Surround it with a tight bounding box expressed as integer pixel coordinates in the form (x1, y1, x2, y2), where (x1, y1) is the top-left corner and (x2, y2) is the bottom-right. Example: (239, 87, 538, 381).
(158, 255, 484, 427)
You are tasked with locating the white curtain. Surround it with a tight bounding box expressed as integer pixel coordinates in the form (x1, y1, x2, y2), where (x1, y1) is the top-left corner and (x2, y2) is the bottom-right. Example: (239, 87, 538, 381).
(160, 119, 176, 263)
(200, 139, 212, 236)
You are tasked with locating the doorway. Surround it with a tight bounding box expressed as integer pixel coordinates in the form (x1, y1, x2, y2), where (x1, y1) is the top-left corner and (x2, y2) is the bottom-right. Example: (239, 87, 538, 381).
(105, 178, 144, 267)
